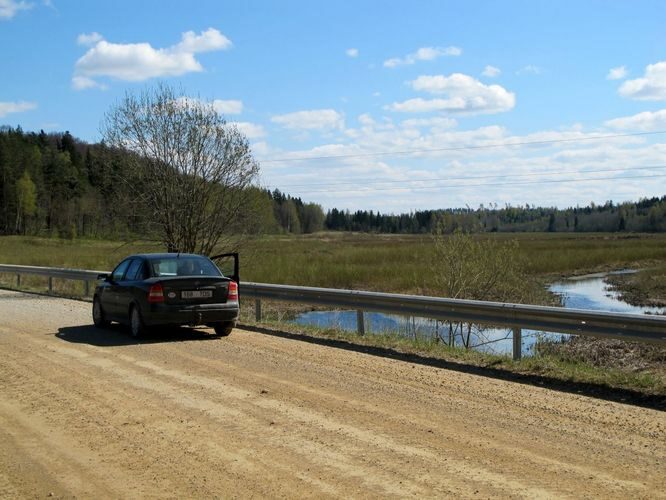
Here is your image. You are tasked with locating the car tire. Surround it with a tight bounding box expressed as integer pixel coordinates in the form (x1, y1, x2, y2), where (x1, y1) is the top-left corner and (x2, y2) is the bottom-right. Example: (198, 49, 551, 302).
(92, 296, 110, 328)
(213, 322, 234, 337)
(129, 304, 146, 338)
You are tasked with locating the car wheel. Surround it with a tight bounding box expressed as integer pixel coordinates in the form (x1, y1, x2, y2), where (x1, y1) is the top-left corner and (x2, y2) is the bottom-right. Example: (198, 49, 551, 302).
(92, 296, 110, 328)
(129, 305, 146, 338)
(213, 322, 234, 337)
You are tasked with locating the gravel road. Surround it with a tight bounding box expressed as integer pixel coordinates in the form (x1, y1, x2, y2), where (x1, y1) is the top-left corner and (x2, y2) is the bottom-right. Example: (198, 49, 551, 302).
(0, 289, 664, 498)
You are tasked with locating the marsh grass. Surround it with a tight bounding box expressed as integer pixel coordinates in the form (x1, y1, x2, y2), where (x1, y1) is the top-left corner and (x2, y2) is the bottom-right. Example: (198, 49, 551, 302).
(0, 236, 162, 271)
(606, 263, 666, 307)
(240, 232, 666, 293)
(2, 232, 666, 294)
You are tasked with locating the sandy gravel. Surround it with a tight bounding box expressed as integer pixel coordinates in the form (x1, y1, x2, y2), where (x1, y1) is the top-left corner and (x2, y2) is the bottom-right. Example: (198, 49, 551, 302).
(0, 288, 664, 498)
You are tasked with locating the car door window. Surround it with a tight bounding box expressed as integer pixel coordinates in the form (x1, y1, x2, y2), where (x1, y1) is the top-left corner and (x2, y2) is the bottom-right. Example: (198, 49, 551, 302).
(111, 259, 131, 282)
(125, 259, 144, 281)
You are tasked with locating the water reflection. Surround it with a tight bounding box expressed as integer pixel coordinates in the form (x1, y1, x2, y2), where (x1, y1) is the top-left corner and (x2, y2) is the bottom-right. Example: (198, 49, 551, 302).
(293, 311, 518, 354)
(292, 271, 663, 356)
(550, 271, 664, 315)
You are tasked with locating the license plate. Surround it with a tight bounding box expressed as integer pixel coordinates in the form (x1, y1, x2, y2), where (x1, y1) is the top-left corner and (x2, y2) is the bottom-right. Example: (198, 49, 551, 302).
(181, 290, 213, 299)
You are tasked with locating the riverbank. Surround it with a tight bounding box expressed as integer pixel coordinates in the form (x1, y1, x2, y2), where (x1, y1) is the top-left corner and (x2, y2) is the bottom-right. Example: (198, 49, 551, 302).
(606, 265, 666, 308)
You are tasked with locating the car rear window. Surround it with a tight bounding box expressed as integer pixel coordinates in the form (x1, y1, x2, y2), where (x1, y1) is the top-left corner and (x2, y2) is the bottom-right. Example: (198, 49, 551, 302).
(149, 257, 222, 277)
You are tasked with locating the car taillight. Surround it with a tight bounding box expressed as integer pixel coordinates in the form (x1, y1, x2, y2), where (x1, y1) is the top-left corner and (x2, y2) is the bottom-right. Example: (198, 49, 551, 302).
(148, 283, 165, 303)
(227, 281, 238, 302)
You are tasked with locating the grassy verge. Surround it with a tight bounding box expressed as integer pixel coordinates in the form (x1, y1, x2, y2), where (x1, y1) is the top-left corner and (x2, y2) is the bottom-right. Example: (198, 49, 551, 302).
(0, 272, 93, 300)
(237, 314, 666, 397)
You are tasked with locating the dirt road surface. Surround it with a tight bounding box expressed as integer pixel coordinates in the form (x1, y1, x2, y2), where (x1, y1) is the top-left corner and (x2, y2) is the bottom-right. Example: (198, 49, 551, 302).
(0, 289, 664, 498)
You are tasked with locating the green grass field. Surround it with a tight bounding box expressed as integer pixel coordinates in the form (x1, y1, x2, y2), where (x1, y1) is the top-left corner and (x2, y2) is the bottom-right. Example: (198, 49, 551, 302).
(1, 232, 666, 293)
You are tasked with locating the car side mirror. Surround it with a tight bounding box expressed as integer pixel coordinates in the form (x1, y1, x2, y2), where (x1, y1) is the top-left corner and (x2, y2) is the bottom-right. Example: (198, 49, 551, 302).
(97, 273, 110, 281)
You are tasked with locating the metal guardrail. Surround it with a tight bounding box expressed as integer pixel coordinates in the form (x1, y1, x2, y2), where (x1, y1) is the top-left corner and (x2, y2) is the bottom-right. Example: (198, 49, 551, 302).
(1, 263, 665, 360)
(0, 263, 105, 297)
(240, 283, 666, 357)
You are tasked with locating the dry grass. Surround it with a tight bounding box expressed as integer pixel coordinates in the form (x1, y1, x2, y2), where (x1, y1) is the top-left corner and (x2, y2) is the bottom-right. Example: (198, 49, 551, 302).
(606, 264, 666, 307)
(2, 232, 666, 297)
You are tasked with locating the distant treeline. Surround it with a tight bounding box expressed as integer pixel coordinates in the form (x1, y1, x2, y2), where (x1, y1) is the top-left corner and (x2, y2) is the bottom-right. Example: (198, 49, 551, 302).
(324, 197, 666, 233)
(1, 126, 665, 238)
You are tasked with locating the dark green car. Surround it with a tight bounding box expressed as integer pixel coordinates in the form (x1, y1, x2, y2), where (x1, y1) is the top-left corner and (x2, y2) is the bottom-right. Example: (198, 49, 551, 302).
(92, 253, 239, 337)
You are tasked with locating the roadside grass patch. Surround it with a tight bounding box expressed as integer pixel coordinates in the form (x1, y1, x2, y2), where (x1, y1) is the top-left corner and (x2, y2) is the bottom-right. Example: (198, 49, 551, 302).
(238, 315, 666, 396)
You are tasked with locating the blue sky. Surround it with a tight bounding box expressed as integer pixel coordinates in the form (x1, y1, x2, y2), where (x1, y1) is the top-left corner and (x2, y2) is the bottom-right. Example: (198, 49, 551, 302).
(2, 0, 666, 212)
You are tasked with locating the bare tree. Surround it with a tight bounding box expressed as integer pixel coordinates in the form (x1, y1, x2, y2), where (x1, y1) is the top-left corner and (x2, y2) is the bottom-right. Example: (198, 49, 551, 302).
(429, 220, 549, 349)
(101, 84, 259, 255)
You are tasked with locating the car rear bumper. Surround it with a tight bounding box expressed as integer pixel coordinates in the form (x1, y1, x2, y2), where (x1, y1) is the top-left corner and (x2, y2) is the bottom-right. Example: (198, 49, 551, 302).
(144, 302, 239, 326)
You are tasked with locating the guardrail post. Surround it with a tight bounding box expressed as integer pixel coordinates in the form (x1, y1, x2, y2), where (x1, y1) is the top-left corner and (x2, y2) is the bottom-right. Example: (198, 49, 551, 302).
(48, 277, 53, 294)
(512, 327, 522, 361)
(357, 310, 365, 336)
(84, 280, 90, 297)
(255, 299, 262, 322)
(16, 274, 20, 288)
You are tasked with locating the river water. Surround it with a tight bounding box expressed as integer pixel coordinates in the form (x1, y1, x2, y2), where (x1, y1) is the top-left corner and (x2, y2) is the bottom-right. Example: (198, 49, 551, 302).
(292, 271, 664, 356)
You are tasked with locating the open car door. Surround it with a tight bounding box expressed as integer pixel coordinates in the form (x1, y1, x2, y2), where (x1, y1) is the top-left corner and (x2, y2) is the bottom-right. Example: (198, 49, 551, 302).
(210, 252, 239, 284)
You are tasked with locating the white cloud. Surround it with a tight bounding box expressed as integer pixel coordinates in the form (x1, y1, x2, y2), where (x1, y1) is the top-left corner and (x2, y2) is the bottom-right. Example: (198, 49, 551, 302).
(388, 99, 449, 113)
(619, 61, 666, 100)
(387, 73, 515, 115)
(212, 99, 243, 115)
(175, 28, 231, 53)
(517, 65, 541, 75)
(260, 121, 666, 212)
(346, 48, 358, 58)
(77, 32, 103, 46)
(383, 46, 461, 68)
(482, 65, 501, 78)
(271, 109, 344, 130)
(357, 114, 375, 127)
(401, 117, 457, 130)
(72, 28, 232, 89)
(233, 121, 265, 139)
(174, 96, 243, 116)
(71, 76, 107, 90)
(0, 0, 31, 19)
(0, 100, 37, 117)
(605, 109, 666, 131)
(607, 66, 627, 80)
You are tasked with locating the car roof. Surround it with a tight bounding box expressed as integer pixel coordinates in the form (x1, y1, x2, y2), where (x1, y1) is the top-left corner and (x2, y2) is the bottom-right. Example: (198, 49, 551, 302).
(128, 253, 210, 260)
